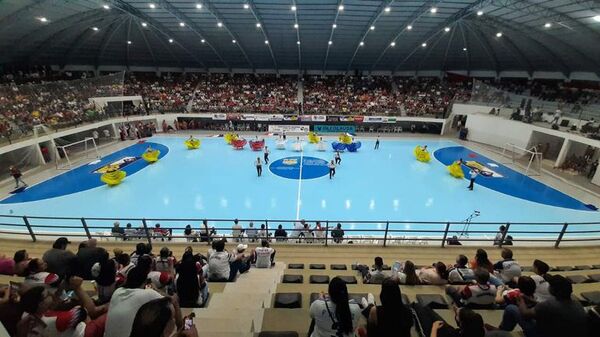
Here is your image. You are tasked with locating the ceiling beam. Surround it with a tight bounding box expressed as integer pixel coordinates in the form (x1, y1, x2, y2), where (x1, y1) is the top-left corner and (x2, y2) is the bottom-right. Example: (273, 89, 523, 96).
(458, 22, 471, 74)
(470, 19, 533, 76)
(462, 20, 500, 74)
(148, 27, 184, 69)
(136, 20, 158, 69)
(345, 0, 394, 72)
(105, 0, 209, 69)
(95, 17, 127, 67)
(246, 0, 278, 71)
(322, 0, 344, 71)
(441, 25, 457, 71)
(291, 0, 302, 71)
(416, 29, 447, 72)
(0, 0, 50, 29)
(199, 0, 254, 69)
(125, 17, 132, 69)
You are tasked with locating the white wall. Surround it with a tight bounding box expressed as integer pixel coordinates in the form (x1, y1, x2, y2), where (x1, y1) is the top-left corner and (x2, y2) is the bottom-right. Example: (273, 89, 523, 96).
(464, 114, 533, 149)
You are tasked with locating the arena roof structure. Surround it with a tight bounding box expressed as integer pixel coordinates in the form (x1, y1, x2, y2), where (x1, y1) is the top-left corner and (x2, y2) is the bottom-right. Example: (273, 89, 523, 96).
(1, 0, 600, 75)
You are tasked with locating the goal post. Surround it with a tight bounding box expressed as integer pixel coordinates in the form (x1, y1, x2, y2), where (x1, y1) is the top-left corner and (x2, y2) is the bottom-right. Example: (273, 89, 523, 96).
(500, 143, 542, 176)
(55, 137, 101, 170)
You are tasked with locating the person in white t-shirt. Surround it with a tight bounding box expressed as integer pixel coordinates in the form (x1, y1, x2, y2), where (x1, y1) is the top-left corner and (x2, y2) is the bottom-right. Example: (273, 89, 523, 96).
(253, 240, 275, 268)
(291, 219, 306, 241)
(104, 267, 182, 337)
(531, 259, 552, 302)
(309, 277, 362, 337)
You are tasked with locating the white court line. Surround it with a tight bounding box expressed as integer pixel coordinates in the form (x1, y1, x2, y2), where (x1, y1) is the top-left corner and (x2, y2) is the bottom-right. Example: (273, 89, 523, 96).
(295, 145, 304, 220)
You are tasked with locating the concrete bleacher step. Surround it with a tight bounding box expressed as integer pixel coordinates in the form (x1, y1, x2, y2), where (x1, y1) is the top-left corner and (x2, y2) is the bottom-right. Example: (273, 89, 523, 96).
(193, 317, 253, 332)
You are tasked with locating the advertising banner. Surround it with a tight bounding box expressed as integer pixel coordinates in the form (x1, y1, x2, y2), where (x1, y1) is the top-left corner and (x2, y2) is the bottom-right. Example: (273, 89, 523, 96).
(313, 125, 356, 133)
(212, 113, 227, 120)
(268, 125, 310, 133)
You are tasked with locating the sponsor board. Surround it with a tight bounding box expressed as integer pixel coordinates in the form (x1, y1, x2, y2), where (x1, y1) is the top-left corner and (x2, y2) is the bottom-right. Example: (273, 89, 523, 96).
(212, 113, 227, 120)
(268, 125, 310, 133)
(313, 125, 356, 133)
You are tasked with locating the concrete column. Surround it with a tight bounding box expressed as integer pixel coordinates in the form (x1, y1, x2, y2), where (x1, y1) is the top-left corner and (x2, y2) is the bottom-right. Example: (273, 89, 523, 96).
(554, 139, 571, 168)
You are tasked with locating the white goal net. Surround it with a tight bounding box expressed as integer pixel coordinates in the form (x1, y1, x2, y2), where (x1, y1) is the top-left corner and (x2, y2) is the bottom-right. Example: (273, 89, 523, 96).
(501, 143, 542, 176)
(55, 137, 100, 170)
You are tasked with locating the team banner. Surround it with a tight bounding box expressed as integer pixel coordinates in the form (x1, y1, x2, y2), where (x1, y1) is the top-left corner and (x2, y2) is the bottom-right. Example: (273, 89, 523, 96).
(269, 114, 284, 121)
(268, 125, 310, 133)
(212, 113, 227, 120)
(314, 125, 356, 133)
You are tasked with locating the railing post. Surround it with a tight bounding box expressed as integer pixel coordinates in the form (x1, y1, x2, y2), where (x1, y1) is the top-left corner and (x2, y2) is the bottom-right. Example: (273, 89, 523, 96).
(265, 219, 269, 242)
(22, 216, 36, 242)
(441, 222, 450, 248)
(499, 222, 510, 248)
(80, 218, 92, 239)
(141, 218, 152, 245)
(555, 223, 568, 248)
(383, 222, 389, 247)
(324, 221, 329, 247)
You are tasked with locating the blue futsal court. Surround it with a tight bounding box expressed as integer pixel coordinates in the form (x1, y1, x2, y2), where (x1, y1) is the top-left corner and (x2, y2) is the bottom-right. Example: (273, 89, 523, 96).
(0, 136, 597, 238)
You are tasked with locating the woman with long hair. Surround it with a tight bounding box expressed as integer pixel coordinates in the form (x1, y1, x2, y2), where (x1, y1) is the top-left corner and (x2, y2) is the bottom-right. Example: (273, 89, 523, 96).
(129, 297, 180, 337)
(92, 250, 117, 304)
(470, 249, 493, 273)
(398, 260, 421, 285)
(309, 277, 361, 337)
(366, 278, 413, 337)
(176, 260, 209, 308)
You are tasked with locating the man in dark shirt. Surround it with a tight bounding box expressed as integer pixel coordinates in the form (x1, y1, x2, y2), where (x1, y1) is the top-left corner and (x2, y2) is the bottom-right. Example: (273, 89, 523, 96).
(76, 239, 107, 279)
(331, 223, 344, 243)
(274, 225, 288, 242)
(42, 237, 76, 278)
(517, 274, 589, 337)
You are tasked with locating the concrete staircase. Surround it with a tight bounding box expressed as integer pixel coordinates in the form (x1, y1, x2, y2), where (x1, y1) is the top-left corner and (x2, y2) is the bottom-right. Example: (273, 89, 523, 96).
(191, 262, 285, 337)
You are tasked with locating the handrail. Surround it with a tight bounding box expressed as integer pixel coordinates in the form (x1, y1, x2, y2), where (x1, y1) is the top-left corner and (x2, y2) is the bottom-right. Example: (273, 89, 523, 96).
(1, 214, 599, 248)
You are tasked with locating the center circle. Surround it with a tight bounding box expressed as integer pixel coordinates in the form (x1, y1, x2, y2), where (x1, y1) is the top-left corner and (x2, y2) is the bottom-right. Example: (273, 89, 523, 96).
(269, 156, 330, 180)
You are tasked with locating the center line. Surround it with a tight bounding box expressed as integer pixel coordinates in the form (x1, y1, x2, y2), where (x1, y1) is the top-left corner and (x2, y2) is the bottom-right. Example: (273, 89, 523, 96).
(295, 146, 304, 220)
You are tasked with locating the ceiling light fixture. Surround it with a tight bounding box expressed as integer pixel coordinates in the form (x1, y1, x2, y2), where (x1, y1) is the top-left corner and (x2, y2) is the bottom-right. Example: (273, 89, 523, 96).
(328, 40, 333, 45)
(390, 42, 396, 47)
(496, 32, 503, 37)
(256, 23, 261, 28)
(359, 41, 364, 46)
(407, 25, 413, 30)
(384, 7, 391, 13)
(38, 17, 48, 22)
(430, 7, 437, 14)
(294, 23, 299, 29)
(127, 40, 132, 45)
(594, 15, 600, 22)
(217, 22, 223, 27)
(444, 27, 450, 32)
(370, 25, 375, 30)
(291, 5, 296, 11)
(196, 4, 202, 9)
(264, 40, 269, 44)
(422, 42, 427, 47)
(243, 4, 249, 9)
(201, 39, 205, 43)
(232, 39, 236, 43)
(141, 22, 148, 27)
(338, 5, 344, 11)
(169, 38, 174, 43)
(477, 10, 483, 16)
(297, 40, 301, 45)
(92, 27, 99, 31)
(332, 23, 337, 28)
(463, 47, 467, 51)
(179, 22, 185, 27)
(149, 3, 156, 9)
(544, 22, 552, 28)
(103, 5, 110, 10)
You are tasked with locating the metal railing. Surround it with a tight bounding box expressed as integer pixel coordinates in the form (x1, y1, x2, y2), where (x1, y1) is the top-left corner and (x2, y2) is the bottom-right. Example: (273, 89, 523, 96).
(1, 214, 600, 248)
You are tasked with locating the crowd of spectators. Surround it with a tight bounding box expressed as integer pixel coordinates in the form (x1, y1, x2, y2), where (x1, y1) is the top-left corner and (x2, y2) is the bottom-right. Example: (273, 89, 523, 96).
(190, 74, 298, 114)
(124, 73, 198, 114)
(0, 233, 277, 337)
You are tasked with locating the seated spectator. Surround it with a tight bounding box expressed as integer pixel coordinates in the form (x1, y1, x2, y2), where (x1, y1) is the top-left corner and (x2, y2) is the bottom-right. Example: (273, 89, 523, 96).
(258, 224, 269, 240)
(129, 297, 190, 337)
(176, 259, 209, 308)
(530, 259, 552, 302)
(488, 277, 537, 336)
(516, 275, 589, 337)
(111, 221, 125, 240)
(364, 278, 413, 337)
(396, 260, 421, 285)
(184, 224, 197, 242)
(124, 223, 138, 240)
(207, 240, 251, 282)
(421, 306, 489, 337)
(154, 247, 176, 276)
(493, 248, 521, 285)
(357, 257, 389, 284)
(24, 258, 60, 288)
(493, 225, 507, 245)
(91, 250, 118, 304)
(246, 222, 258, 242)
(42, 237, 75, 278)
(0, 249, 29, 276)
(331, 223, 344, 243)
(309, 277, 362, 337)
(199, 220, 212, 243)
(470, 249, 493, 273)
(253, 240, 276, 268)
(76, 239, 106, 280)
(104, 266, 181, 337)
(446, 268, 496, 308)
(274, 224, 288, 241)
(446, 235, 462, 245)
(130, 243, 151, 266)
(147, 271, 173, 295)
(418, 262, 448, 285)
(231, 219, 242, 242)
(448, 255, 475, 284)
(153, 223, 171, 241)
(115, 252, 134, 284)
